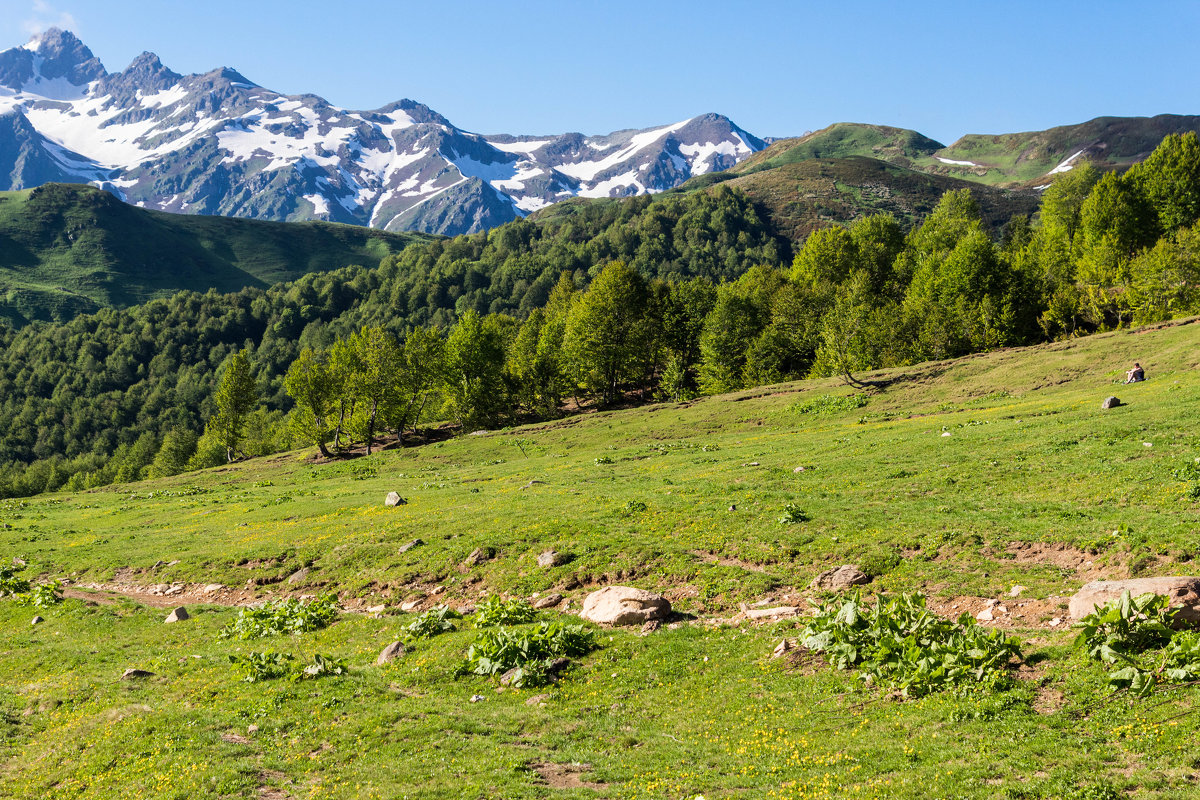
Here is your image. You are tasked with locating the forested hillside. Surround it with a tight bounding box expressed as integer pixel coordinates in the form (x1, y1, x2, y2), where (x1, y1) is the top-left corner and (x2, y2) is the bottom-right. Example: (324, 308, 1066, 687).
(0, 184, 432, 325)
(0, 132, 1198, 499)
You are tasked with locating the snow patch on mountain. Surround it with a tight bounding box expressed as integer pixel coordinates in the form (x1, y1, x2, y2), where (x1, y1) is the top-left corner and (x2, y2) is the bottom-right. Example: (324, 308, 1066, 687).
(1047, 149, 1086, 175)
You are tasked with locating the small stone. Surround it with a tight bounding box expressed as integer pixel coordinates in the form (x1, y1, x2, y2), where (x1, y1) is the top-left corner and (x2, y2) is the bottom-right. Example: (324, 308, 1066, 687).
(366, 605, 386, 614)
(1101, 396, 1121, 410)
(537, 550, 569, 568)
(533, 592, 563, 609)
(164, 607, 189, 623)
(1008, 585, 1027, 598)
(772, 638, 797, 659)
(30, 616, 43, 626)
(400, 600, 419, 611)
(164, 584, 183, 596)
(525, 694, 551, 706)
(431, 585, 445, 595)
(640, 620, 661, 635)
(728, 505, 737, 512)
(385, 492, 407, 507)
(941, 431, 952, 437)
(464, 547, 495, 566)
(744, 462, 760, 467)
(811, 565, 871, 591)
(121, 668, 154, 680)
(202, 584, 224, 594)
(521, 480, 545, 490)
(377, 641, 406, 665)
(745, 606, 799, 620)
(469, 694, 485, 703)
(793, 466, 805, 473)
(398, 539, 424, 554)
(287, 567, 310, 584)
(976, 608, 995, 622)
(247, 724, 259, 734)
(1048, 617, 1062, 627)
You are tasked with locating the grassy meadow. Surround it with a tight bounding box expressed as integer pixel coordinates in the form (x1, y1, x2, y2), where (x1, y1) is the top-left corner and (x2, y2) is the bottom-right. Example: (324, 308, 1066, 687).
(2, 319, 1200, 798)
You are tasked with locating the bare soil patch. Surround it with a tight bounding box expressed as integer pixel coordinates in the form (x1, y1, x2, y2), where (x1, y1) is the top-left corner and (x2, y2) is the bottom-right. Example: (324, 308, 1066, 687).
(530, 762, 606, 790)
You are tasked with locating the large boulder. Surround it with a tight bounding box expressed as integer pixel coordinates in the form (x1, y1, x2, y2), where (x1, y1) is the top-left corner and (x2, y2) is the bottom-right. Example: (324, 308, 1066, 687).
(811, 565, 871, 591)
(385, 492, 407, 507)
(580, 586, 670, 626)
(1101, 396, 1121, 410)
(1069, 576, 1200, 623)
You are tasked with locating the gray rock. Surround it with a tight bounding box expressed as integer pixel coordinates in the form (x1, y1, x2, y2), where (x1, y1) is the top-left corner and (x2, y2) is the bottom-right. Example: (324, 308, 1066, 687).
(580, 586, 671, 626)
(744, 606, 799, 620)
(377, 641, 406, 665)
(398, 538, 424, 554)
(533, 592, 563, 609)
(464, 547, 495, 566)
(385, 492, 407, 507)
(811, 565, 871, 591)
(1069, 576, 1200, 623)
(30, 616, 43, 626)
(286, 567, 310, 584)
(121, 668, 154, 680)
(164, 607, 189, 623)
(537, 550, 570, 568)
(525, 693, 551, 706)
(1101, 396, 1121, 410)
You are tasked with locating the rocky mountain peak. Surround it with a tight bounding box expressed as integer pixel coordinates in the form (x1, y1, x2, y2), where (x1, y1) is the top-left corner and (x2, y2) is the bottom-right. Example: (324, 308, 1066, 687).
(25, 28, 106, 85)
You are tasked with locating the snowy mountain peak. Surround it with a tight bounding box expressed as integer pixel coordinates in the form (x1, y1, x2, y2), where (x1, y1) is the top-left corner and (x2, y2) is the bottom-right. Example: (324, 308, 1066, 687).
(0, 30, 766, 235)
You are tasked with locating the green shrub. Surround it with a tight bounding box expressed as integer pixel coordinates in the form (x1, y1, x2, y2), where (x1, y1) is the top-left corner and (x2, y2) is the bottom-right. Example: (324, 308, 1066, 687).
(404, 605, 461, 639)
(799, 592, 1022, 697)
(221, 593, 340, 640)
(228, 651, 347, 683)
(462, 621, 597, 688)
(778, 504, 809, 525)
(1075, 591, 1200, 696)
(791, 394, 868, 416)
(0, 565, 30, 597)
(473, 596, 537, 627)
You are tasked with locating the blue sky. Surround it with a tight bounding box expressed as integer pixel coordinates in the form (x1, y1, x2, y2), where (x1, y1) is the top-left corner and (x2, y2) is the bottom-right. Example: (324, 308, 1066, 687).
(1, 0, 1197, 145)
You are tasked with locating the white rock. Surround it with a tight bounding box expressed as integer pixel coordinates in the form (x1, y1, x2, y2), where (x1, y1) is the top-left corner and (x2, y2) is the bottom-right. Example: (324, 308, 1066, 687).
(580, 586, 670, 626)
(164, 607, 189, 623)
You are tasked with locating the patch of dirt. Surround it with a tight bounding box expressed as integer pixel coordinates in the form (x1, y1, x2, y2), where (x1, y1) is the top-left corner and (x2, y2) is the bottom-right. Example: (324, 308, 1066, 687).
(925, 594, 1069, 630)
(690, 550, 767, 572)
(221, 732, 251, 745)
(257, 770, 293, 800)
(530, 762, 606, 790)
(65, 582, 261, 608)
(1005, 541, 1117, 580)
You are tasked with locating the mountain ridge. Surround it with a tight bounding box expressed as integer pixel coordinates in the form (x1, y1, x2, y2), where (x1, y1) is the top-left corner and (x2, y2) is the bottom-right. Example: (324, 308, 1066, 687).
(0, 29, 766, 236)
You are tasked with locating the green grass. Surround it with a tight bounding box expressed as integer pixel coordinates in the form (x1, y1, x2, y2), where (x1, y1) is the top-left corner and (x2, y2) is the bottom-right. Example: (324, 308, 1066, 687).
(0, 184, 435, 324)
(3, 319, 1200, 797)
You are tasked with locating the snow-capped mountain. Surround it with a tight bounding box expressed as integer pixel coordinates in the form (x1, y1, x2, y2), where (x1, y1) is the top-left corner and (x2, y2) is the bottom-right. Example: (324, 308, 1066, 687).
(0, 30, 765, 235)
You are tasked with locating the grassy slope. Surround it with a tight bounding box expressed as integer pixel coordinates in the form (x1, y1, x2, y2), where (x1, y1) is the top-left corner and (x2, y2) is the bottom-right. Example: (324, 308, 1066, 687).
(688, 155, 1039, 242)
(3, 320, 1200, 797)
(917, 114, 1200, 186)
(0, 184, 434, 325)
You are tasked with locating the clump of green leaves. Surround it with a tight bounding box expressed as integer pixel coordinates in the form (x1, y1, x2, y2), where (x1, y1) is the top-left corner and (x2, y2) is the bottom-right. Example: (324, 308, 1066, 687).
(404, 605, 461, 640)
(473, 596, 537, 627)
(594, 455, 613, 465)
(0, 564, 30, 597)
(778, 504, 809, 525)
(20, 581, 63, 608)
(1075, 591, 1200, 696)
(799, 592, 1022, 698)
(228, 651, 348, 683)
(221, 593, 340, 640)
(463, 621, 597, 688)
(791, 394, 868, 416)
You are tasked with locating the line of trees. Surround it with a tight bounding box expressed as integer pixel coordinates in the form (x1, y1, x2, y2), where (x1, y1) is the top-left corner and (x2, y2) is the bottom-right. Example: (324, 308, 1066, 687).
(0, 133, 1198, 495)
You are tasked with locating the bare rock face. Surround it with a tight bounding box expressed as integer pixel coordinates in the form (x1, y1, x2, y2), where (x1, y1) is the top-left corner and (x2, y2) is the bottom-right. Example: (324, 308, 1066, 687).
(811, 565, 871, 591)
(164, 607, 189, 623)
(385, 492, 407, 507)
(1069, 577, 1200, 623)
(1101, 396, 1121, 410)
(579, 586, 670, 626)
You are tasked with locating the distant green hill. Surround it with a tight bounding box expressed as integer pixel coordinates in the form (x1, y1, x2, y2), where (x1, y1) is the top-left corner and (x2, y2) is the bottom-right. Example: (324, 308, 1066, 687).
(676, 154, 1040, 242)
(733, 123, 945, 173)
(920, 114, 1200, 186)
(0, 184, 435, 325)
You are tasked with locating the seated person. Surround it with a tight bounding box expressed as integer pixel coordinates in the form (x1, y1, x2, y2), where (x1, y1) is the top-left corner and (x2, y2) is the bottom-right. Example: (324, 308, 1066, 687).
(1125, 362, 1145, 383)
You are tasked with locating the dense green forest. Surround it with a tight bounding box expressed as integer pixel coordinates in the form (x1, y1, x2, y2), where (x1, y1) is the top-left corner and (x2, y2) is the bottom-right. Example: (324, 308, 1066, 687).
(0, 133, 1198, 498)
